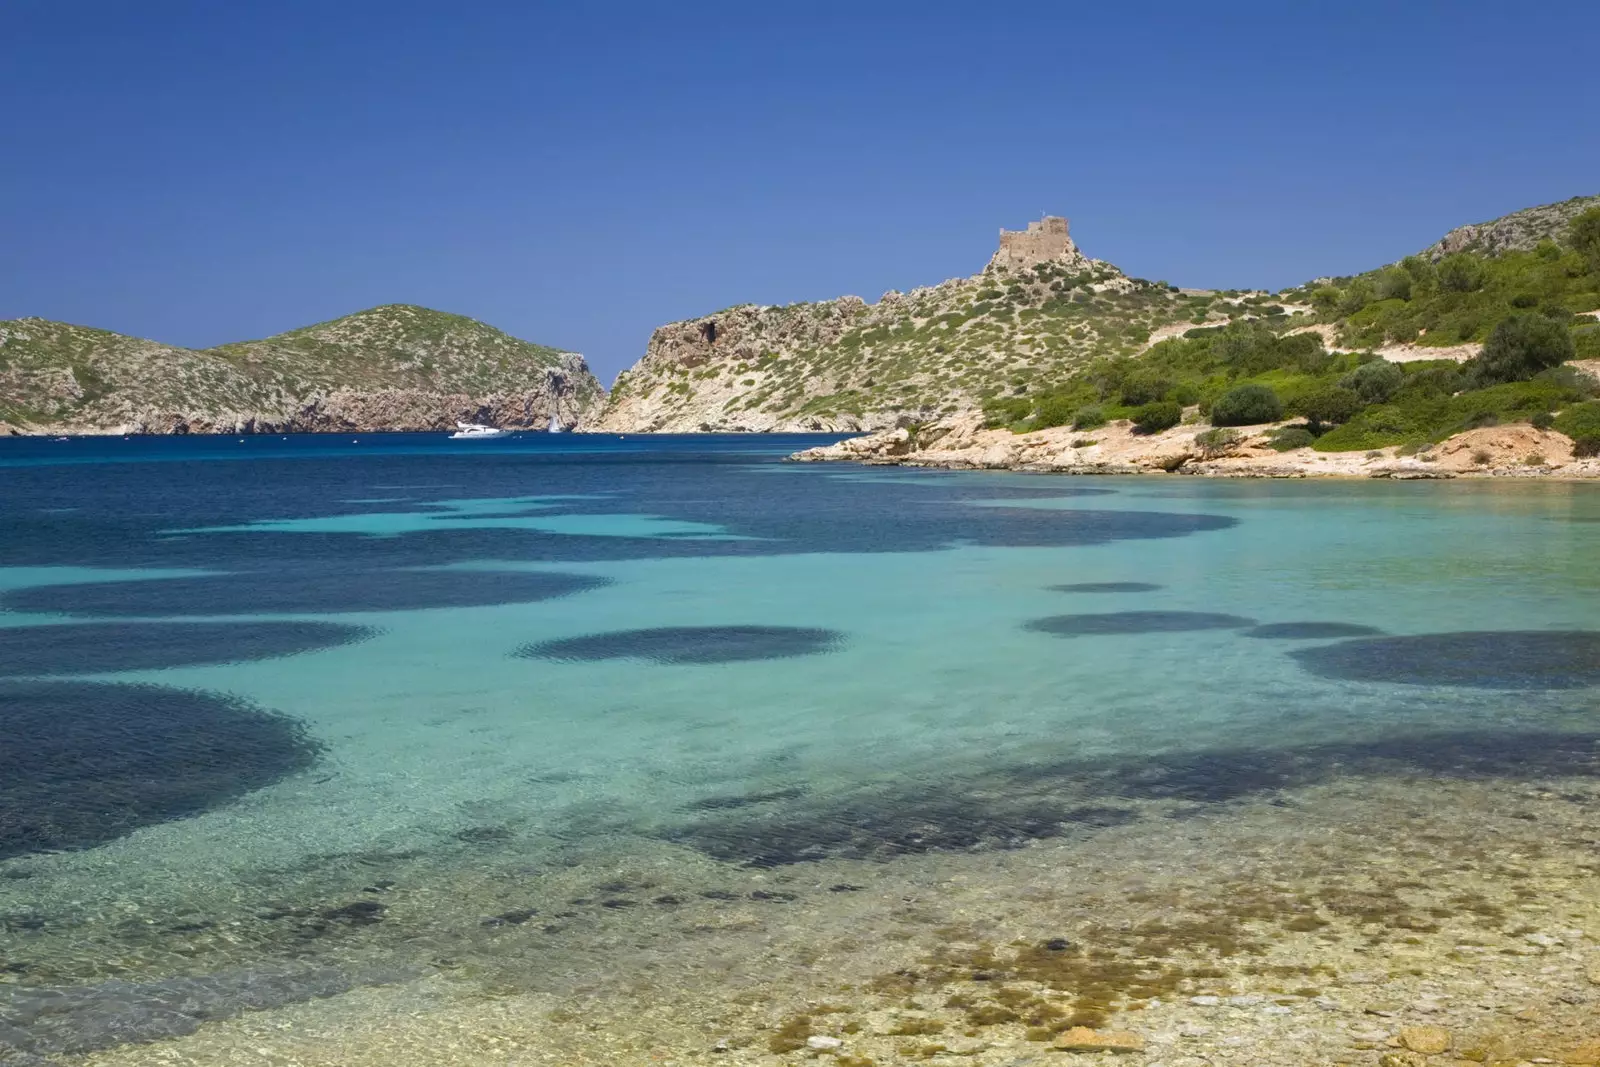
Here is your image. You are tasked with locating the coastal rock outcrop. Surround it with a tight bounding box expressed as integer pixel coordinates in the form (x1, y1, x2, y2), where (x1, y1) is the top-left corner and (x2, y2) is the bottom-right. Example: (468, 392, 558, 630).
(791, 412, 1600, 480)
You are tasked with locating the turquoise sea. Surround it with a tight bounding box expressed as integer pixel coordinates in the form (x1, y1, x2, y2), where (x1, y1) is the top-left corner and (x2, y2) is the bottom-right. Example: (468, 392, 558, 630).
(1, 433, 1597, 1064)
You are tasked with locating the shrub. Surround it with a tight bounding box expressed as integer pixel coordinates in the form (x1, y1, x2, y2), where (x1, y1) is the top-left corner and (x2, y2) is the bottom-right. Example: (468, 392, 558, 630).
(1399, 255, 1437, 288)
(1193, 427, 1240, 457)
(1265, 426, 1316, 451)
(1574, 435, 1600, 458)
(1337, 279, 1375, 315)
(1072, 406, 1107, 431)
(1030, 394, 1079, 429)
(1131, 400, 1183, 434)
(1210, 383, 1284, 426)
(1569, 206, 1600, 273)
(1554, 400, 1600, 440)
(1119, 370, 1171, 406)
(1531, 410, 1555, 430)
(1397, 364, 1466, 398)
(1574, 325, 1600, 362)
(1437, 254, 1486, 293)
(1471, 314, 1576, 385)
(1292, 387, 1363, 428)
(1374, 267, 1413, 301)
(1341, 359, 1405, 403)
(1471, 449, 1492, 466)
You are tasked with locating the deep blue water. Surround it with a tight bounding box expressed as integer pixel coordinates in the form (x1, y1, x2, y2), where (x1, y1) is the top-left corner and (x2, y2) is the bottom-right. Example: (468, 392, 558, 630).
(1, 431, 1598, 1060)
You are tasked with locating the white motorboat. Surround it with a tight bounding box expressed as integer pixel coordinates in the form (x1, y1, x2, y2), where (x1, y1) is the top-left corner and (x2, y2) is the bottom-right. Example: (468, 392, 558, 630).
(449, 422, 509, 440)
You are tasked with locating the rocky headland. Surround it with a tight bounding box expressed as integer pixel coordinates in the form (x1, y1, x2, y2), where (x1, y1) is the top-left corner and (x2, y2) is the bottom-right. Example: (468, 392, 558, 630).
(0, 306, 603, 436)
(596, 194, 1600, 460)
(782, 194, 1600, 478)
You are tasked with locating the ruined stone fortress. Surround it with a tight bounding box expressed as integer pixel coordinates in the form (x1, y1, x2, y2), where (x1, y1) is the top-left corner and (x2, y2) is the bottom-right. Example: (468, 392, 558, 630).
(987, 215, 1087, 271)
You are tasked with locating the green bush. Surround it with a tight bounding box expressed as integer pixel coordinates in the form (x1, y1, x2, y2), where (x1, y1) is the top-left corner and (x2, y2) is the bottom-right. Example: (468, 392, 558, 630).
(1131, 400, 1183, 434)
(1531, 410, 1555, 430)
(1399, 255, 1437, 288)
(1574, 435, 1600, 458)
(1554, 400, 1600, 440)
(1193, 427, 1240, 456)
(1170, 382, 1201, 405)
(1031, 394, 1080, 429)
(1471, 313, 1576, 384)
(1437, 254, 1486, 293)
(1119, 370, 1171, 406)
(1374, 267, 1413, 301)
(1265, 425, 1316, 451)
(1210, 383, 1284, 426)
(1341, 359, 1405, 402)
(1313, 402, 1436, 451)
(1072, 405, 1107, 431)
(1292, 386, 1363, 428)
(1570, 206, 1600, 273)
(1574, 325, 1600, 361)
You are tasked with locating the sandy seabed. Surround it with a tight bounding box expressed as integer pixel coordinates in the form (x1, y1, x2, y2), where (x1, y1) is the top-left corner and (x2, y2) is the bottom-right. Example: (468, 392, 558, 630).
(53, 770, 1600, 1067)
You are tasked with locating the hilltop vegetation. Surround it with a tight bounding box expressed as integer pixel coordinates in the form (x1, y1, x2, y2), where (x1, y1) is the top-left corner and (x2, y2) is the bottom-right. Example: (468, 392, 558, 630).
(208, 305, 601, 405)
(0, 305, 600, 434)
(0, 319, 272, 428)
(982, 200, 1600, 455)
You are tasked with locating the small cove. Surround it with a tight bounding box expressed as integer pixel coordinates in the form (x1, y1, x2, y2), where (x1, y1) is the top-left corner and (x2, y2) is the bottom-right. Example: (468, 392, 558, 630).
(1, 433, 1597, 1065)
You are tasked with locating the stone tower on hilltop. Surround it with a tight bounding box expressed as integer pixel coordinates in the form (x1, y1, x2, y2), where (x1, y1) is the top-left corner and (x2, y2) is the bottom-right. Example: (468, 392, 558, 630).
(987, 215, 1088, 272)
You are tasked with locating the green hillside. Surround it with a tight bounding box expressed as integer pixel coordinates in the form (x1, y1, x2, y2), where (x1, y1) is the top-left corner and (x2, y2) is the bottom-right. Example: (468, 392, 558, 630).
(0, 319, 272, 428)
(208, 304, 600, 404)
(594, 236, 1270, 432)
(984, 197, 1600, 454)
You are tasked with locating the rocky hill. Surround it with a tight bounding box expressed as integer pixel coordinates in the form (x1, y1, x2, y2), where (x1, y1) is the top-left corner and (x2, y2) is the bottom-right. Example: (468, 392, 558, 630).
(592, 218, 1220, 433)
(1420, 193, 1600, 260)
(596, 198, 1600, 434)
(0, 305, 603, 435)
(793, 194, 1600, 479)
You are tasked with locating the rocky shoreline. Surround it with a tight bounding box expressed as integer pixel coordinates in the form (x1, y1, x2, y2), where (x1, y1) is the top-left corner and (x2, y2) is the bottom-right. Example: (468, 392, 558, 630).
(790, 412, 1600, 480)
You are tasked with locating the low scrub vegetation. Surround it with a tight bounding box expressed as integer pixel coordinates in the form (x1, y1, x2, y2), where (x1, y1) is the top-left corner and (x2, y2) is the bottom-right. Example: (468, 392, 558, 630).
(986, 207, 1600, 452)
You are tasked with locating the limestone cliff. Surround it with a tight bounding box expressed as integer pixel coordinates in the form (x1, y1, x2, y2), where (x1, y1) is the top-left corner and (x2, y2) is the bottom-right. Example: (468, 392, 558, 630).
(593, 217, 1200, 433)
(0, 305, 603, 435)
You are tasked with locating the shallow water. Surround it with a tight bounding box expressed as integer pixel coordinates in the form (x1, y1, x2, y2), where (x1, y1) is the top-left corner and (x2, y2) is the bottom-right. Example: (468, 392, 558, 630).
(1, 433, 1597, 1063)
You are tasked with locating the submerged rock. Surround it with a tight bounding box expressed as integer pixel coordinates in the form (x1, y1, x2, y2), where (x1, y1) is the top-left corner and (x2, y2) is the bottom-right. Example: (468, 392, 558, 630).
(1053, 1026, 1145, 1052)
(0, 963, 415, 1062)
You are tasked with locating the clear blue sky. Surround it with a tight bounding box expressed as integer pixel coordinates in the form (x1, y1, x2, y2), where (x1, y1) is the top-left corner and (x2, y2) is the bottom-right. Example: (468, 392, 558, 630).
(5, 2, 1597, 383)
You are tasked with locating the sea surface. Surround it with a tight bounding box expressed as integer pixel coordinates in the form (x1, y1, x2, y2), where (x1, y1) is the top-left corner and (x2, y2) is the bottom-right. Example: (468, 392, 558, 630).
(1, 432, 1597, 1064)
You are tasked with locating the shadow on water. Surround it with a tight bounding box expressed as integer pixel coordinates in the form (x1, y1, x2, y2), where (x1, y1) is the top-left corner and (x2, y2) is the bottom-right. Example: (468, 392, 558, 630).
(1024, 611, 1256, 636)
(515, 626, 844, 665)
(1048, 582, 1163, 593)
(0, 621, 377, 676)
(0, 962, 418, 1065)
(1242, 622, 1386, 640)
(2, 568, 607, 617)
(1292, 631, 1600, 689)
(663, 728, 1600, 867)
(0, 682, 320, 861)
